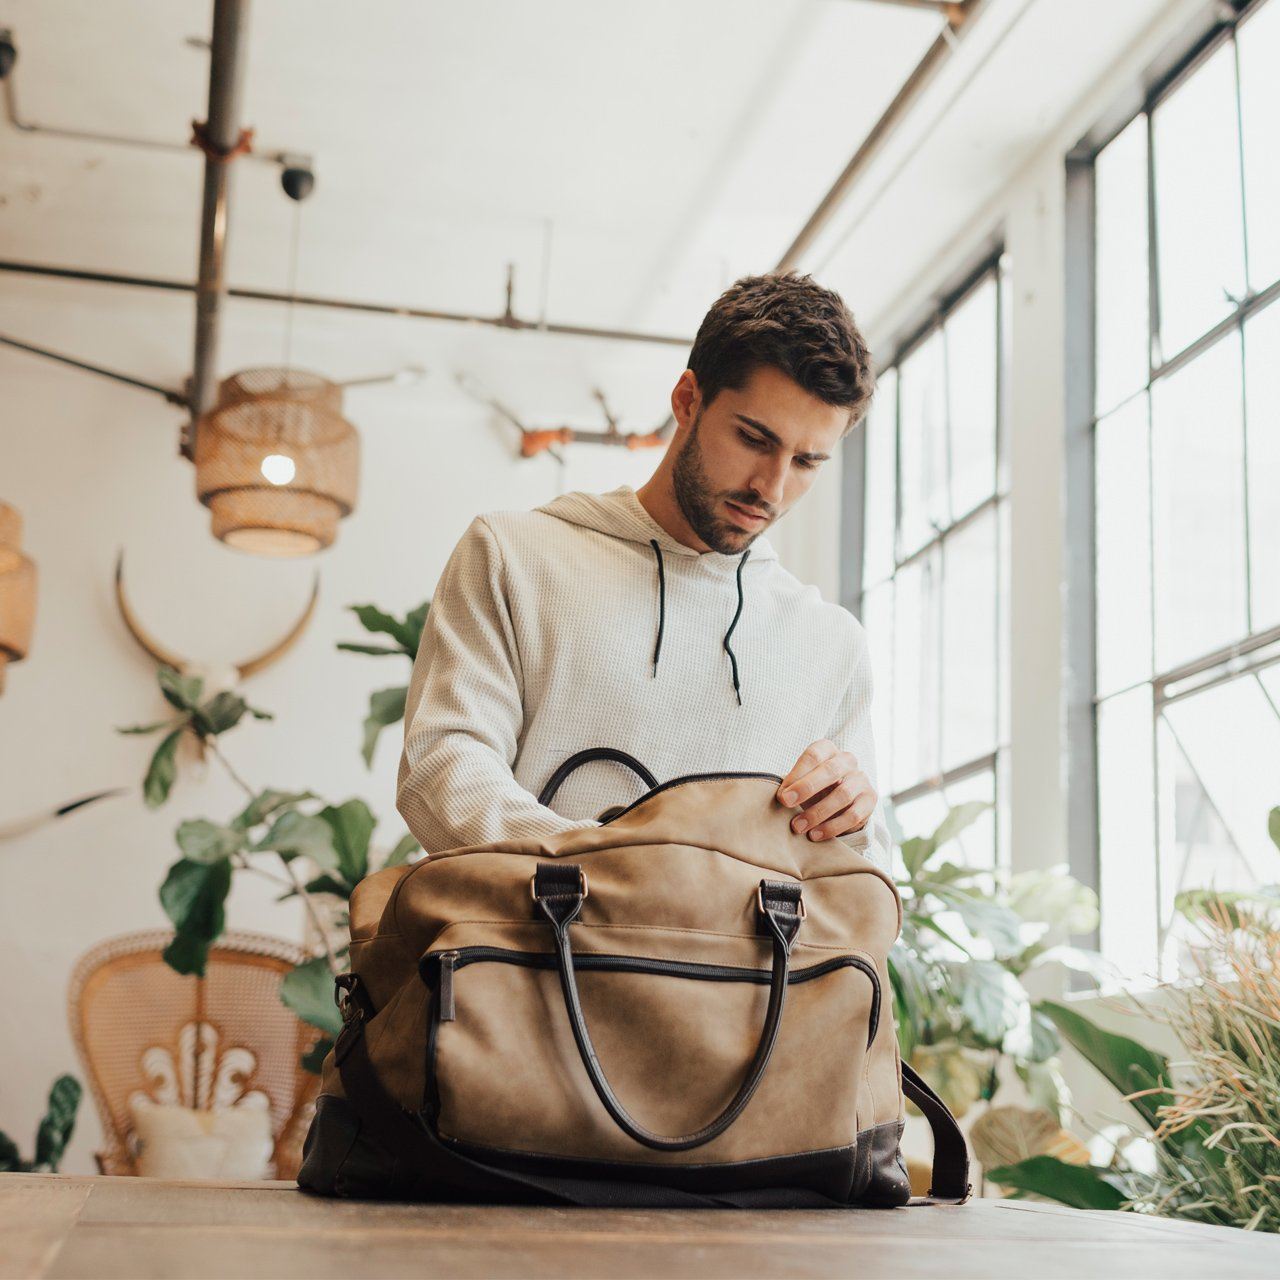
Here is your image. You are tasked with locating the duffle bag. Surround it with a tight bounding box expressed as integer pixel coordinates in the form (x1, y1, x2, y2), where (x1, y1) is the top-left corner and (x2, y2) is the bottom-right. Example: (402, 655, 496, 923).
(297, 747, 971, 1207)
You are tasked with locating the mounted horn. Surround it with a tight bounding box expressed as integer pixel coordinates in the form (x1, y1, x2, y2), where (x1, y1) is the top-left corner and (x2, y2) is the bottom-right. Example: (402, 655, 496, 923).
(114, 549, 320, 680)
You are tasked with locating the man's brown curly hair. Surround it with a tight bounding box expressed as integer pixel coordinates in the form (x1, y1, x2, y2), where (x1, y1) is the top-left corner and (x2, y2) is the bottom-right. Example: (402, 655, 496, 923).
(687, 271, 875, 435)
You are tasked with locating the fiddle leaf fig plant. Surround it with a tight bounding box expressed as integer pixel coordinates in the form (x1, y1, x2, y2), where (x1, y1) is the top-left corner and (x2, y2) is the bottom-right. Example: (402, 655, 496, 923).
(122, 601, 428, 1072)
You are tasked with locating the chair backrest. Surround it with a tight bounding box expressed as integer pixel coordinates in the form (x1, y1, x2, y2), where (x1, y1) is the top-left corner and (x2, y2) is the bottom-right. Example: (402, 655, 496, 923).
(67, 928, 322, 1177)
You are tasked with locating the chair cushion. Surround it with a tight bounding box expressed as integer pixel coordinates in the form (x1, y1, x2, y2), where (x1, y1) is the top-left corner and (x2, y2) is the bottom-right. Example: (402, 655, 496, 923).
(129, 1096, 273, 1180)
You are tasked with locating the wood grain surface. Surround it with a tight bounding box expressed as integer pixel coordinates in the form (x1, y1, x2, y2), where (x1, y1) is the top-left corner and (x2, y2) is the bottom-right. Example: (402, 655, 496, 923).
(2, 1173, 1277, 1279)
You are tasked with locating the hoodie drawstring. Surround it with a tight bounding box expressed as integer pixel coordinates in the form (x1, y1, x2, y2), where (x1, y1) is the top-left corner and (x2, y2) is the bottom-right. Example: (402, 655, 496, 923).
(723, 548, 751, 706)
(647, 538, 751, 706)
(648, 538, 666, 676)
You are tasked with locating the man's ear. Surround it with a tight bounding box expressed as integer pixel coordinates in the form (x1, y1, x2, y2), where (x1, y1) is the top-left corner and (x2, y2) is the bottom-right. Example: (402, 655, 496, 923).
(670, 369, 700, 430)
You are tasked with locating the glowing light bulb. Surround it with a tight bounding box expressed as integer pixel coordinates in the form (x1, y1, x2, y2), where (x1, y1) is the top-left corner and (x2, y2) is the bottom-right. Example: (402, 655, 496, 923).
(260, 453, 296, 485)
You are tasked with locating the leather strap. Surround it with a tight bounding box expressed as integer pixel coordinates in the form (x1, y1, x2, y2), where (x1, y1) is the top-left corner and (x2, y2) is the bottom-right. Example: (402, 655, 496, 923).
(531, 863, 803, 1152)
(536, 748, 659, 807)
(901, 1061, 972, 1203)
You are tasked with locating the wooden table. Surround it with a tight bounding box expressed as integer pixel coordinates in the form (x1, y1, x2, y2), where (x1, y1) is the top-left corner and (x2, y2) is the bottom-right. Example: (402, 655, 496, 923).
(4, 1173, 1277, 1279)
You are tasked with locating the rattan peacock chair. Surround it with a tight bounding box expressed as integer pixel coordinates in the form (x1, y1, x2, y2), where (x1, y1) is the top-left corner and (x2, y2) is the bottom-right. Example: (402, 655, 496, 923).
(67, 929, 324, 1178)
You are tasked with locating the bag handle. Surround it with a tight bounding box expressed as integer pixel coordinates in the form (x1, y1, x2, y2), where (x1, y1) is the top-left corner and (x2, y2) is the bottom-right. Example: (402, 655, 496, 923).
(532, 862, 804, 1152)
(537, 748, 659, 808)
(901, 1061, 972, 1203)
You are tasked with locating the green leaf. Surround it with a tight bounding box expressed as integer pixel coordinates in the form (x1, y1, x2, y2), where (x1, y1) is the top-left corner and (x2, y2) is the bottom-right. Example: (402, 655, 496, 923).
(245, 704, 274, 721)
(934, 887, 1024, 956)
(302, 874, 355, 898)
(900, 836, 934, 879)
(1269, 806, 1280, 852)
(951, 960, 1025, 1044)
(319, 799, 376, 886)
(161, 931, 214, 976)
(361, 686, 407, 768)
(158, 858, 232, 977)
(254, 810, 338, 870)
(33, 1075, 81, 1171)
(1037, 1000, 1173, 1131)
(1006, 868, 1099, 935)
(383, 832, 420, 868)
(930, 801, 993, 854)
(336, 642, 404, 657)
(175, 819, 245, 864)
(143, 725, 186, 809)
(232, 788, 319, 832)
(281, 958, 344, 1036)
(1174, 885, 1280, 929)
(0, 1129, 23, 1171)
(1029, 944, 1119, 985)
(349, 604, 418, 652)
(300, 1035, 335, 1074)
(191, 690, 247, 736)
(116, 718, 181, 736)
(157, 666, 204, 712)
(986, 1155, 1127, 1210)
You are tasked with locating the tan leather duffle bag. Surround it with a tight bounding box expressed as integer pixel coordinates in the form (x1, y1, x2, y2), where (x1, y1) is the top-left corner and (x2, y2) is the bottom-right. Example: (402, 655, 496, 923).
(297, 749, 971, 1207)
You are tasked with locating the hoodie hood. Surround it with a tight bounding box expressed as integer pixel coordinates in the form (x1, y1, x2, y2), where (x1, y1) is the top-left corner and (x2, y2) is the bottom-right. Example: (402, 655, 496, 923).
(535, 484, 779, 707)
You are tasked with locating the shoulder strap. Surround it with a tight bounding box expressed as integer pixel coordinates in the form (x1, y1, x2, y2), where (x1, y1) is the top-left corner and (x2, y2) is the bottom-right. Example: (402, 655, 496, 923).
(901, 1061, 972, 1203)
(537, 748, 659, 807)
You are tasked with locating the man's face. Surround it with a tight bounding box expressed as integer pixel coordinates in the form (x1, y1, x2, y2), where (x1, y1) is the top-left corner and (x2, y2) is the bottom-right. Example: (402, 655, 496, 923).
(670, 363, 848, 554)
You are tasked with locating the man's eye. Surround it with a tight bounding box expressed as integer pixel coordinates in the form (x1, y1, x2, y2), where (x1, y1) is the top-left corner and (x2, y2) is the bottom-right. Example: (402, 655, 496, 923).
(740, 431, 767, 449)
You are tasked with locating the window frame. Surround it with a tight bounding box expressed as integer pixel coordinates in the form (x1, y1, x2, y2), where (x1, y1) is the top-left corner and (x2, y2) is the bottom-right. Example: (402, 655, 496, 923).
(1066, 0, 1279, 975)
(846, 248, 1011, 868)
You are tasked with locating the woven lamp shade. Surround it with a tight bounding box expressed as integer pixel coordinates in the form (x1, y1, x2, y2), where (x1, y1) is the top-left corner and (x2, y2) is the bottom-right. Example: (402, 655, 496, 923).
(0, 501, 37, 695)
(194, 368, 360, 557)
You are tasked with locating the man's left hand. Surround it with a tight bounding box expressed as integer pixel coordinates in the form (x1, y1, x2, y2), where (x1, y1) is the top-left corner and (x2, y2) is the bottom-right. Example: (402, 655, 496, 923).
(775, 740, 876, 842)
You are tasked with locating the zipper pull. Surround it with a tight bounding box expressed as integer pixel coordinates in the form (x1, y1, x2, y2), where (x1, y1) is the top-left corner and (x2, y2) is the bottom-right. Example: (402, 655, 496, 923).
(437, 951, 458, 1022)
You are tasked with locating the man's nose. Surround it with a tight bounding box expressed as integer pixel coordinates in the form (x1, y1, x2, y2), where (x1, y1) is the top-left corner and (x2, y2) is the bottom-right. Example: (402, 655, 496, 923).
(748, 457, 788, 507)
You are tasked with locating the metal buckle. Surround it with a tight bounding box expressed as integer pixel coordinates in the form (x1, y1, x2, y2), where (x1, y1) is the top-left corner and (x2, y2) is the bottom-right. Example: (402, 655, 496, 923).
(333, 972, 361, 1021)
(757, 883, 806, 919)
(530, 867, 588, 901)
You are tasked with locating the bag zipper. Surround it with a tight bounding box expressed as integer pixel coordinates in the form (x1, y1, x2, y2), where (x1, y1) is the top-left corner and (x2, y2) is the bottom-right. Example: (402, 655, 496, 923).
(421, 945, 880, 1047)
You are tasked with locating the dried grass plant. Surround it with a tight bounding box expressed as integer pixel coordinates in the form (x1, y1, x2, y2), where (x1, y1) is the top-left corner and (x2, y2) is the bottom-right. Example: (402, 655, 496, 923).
(1146, 898, 1280, 1232)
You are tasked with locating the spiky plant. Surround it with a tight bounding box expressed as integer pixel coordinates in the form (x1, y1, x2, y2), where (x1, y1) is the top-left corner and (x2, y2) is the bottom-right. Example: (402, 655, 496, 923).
(1147, 898, 1280, 1231)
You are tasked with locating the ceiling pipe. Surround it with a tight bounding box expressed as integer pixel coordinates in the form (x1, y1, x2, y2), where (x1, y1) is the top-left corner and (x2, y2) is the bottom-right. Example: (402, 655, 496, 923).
(0, 258, 694, 349)
(182, 0, 251, 461)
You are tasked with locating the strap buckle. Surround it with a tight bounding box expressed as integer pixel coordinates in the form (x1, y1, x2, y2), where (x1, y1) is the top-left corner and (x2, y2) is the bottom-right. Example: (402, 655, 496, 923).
(756, 881, 806, 919)
(530, 865, 588, 901)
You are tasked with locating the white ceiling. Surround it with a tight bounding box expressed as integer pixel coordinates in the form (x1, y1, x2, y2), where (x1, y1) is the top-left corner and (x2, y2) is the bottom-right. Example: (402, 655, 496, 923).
(0, 0, 1181, 429)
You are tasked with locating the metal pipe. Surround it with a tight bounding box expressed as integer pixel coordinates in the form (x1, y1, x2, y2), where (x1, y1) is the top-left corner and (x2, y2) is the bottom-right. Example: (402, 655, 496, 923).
(777, 0, 979, 271)
(0, 332, 185, 403)
(646, 0, 982, 443)
(186, 0, 251, 456)
(0, 49, 292, 167)
(0, 258, 693, 349)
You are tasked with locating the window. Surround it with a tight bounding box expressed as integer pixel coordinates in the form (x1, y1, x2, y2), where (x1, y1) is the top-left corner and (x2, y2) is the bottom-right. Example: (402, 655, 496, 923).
(1091, 0, 1280, 982)
(857, 258, 1010, 873)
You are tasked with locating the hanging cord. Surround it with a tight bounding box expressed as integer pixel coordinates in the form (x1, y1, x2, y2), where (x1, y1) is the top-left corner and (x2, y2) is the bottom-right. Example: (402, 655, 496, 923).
(281, 197, 303, 375)
(648, 539, 666, 676)
(722, 548, 751, 706)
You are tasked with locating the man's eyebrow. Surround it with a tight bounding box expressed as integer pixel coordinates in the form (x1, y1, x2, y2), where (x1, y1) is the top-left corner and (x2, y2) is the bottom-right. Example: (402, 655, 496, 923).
(734, 414, 831, 463)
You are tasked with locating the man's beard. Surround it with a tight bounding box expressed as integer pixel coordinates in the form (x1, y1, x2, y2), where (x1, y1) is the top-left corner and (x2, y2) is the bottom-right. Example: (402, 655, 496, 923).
(671, 410, 767, 555)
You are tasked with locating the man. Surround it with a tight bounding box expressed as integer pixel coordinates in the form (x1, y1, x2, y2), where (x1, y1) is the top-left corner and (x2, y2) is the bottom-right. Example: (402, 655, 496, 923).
(396, 270, 891, 868)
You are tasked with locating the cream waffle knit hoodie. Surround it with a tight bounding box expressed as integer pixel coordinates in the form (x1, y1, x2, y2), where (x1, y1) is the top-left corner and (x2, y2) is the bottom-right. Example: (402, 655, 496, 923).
(395, 483, 890, 868)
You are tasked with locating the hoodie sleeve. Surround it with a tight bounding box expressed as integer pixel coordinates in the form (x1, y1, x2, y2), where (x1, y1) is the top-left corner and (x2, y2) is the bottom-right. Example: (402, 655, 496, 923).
(826, 622, 894, 871)
(396, 514, 601, 853)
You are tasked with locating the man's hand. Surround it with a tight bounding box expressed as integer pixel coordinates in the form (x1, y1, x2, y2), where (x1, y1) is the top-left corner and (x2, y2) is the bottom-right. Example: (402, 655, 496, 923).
(775, 739, 876, 842)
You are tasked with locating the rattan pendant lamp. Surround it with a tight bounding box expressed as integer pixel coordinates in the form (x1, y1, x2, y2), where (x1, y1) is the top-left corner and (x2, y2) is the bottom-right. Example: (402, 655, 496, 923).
(0, 500, 37, 694)
(193, 186, 360, 557)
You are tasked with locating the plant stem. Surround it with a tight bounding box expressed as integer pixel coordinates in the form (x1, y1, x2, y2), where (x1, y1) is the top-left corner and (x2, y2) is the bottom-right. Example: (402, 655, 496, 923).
(209, 738, 342, 976)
